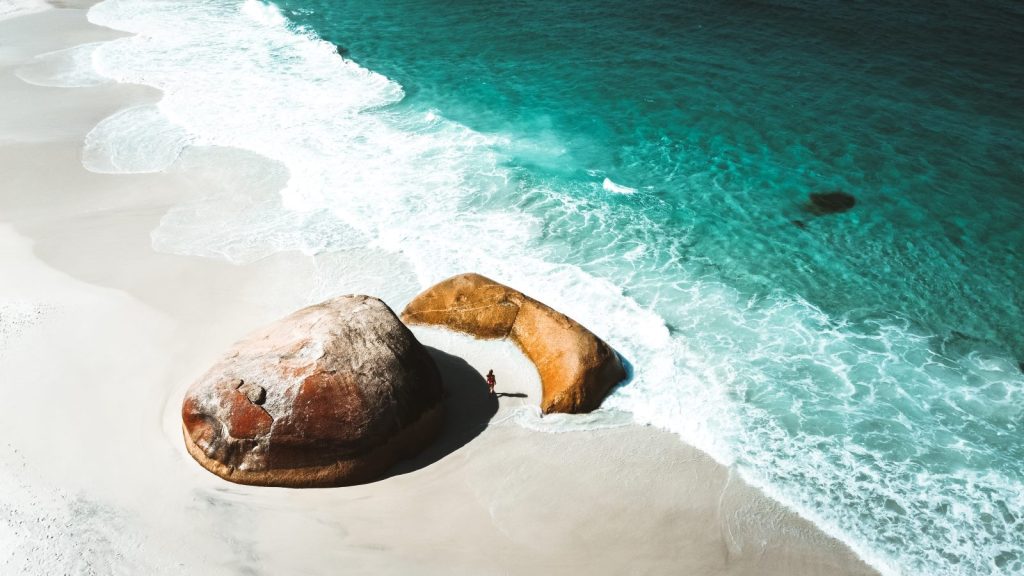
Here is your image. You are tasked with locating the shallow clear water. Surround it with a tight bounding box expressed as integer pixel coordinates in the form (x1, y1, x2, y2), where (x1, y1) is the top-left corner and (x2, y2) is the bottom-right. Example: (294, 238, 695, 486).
(49, 0, 1024, 573)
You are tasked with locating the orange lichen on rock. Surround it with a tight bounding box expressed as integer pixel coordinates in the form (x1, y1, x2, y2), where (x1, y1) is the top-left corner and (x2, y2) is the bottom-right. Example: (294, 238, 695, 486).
(401, 273, 625, 414)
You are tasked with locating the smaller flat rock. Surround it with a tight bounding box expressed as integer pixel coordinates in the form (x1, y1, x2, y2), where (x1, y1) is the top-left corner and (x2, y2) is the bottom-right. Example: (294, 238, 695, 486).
(401, 273, 625, 414)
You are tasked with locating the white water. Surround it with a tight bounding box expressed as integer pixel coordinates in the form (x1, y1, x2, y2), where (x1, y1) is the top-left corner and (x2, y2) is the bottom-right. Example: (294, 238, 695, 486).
(14, 42, 112, 87)
(602, 177, 637, 194)
(83, 105, 194, 173)
(0, 301, 50, 358)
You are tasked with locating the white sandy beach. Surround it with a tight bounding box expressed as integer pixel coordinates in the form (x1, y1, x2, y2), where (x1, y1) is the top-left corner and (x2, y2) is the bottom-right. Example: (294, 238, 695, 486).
(0, 3, 880, 575)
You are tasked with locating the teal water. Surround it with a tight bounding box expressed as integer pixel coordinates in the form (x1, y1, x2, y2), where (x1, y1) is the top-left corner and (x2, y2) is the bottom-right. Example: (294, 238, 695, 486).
(279, 0, 1024, 352)
(75, 0, 1024, 573)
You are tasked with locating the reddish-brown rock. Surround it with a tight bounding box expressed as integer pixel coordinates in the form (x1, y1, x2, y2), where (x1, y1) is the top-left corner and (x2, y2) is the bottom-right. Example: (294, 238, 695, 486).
(401, 273, 625, 414)
(182, 295, 443, 488)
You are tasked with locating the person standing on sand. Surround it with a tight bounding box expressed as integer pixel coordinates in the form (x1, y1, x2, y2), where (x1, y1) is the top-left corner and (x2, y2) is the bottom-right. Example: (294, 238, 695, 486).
(486, 369, 496, 396)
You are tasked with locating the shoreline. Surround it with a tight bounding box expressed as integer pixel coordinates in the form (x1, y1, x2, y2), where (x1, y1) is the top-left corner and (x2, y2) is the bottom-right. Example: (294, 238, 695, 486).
(0, 4, 880, 575)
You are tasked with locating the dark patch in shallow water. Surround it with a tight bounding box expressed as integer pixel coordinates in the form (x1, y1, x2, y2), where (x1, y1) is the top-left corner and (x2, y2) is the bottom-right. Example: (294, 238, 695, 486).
(807, 191, 856, 215)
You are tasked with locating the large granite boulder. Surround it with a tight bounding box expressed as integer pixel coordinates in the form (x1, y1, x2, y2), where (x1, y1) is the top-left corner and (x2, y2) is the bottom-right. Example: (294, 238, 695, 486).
(182, 295, 443, 487)
(401, 273, 625, 414)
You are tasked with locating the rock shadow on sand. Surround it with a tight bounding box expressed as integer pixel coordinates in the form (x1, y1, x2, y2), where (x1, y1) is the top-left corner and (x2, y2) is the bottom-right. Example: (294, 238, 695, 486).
(384, 346, 498, 478)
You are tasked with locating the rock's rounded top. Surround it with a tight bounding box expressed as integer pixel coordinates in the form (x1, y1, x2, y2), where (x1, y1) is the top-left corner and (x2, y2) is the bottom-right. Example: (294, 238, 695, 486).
(401, 273, 625, 414)
(182, 295, 443, 487)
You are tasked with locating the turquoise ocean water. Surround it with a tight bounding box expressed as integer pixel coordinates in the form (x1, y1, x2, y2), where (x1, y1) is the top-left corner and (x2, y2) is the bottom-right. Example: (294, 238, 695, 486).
(59, 0, 1024, 573)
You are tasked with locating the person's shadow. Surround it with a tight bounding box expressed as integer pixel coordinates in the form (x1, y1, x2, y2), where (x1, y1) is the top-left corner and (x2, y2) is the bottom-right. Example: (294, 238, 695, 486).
(385, 347, 500, 478)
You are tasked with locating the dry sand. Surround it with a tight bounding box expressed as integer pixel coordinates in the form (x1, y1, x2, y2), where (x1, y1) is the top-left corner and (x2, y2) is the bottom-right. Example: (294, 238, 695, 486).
(0, 4, 879, 575)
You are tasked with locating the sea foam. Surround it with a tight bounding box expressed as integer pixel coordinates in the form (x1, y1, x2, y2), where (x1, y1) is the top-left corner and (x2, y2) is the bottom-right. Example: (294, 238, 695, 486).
(0, 301, 51, 357)
(14, 43, 113, 88)
(83, 106, 193, 173)
(56, 1, 1024, 574)
(602, 177, 637, 194)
